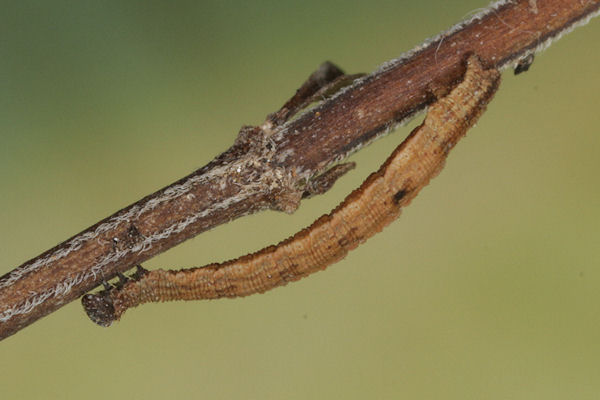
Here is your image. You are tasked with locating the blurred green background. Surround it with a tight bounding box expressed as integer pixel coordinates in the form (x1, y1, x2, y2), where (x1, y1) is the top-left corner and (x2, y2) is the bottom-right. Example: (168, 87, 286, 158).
(1, 1, 599, 398)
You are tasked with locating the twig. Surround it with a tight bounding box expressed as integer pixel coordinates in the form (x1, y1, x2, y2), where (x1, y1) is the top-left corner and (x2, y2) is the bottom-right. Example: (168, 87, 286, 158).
(1, 0, 598, 341)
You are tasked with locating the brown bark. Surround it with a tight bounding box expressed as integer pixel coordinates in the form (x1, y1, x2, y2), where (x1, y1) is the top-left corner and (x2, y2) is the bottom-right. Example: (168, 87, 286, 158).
(1, 0, 598, 341)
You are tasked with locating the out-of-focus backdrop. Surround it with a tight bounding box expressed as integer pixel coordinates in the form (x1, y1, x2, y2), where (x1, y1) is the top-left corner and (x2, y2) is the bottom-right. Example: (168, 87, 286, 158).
(1, 1, 599, 398)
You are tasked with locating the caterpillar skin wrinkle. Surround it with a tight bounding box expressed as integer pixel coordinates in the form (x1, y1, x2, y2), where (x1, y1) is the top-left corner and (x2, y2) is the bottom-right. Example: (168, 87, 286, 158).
(82, 56, 501, 326)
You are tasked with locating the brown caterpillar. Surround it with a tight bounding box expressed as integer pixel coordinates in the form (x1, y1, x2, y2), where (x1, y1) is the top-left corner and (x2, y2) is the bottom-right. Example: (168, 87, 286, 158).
(82, 56, 501, 326)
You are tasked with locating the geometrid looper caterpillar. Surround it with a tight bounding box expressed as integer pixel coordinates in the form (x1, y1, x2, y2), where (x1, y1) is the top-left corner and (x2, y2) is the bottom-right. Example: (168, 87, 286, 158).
(82, 55, 501, 326)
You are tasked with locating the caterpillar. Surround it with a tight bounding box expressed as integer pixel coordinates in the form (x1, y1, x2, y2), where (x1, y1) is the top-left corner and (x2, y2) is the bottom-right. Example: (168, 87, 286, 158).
(82, 55, 500, 326)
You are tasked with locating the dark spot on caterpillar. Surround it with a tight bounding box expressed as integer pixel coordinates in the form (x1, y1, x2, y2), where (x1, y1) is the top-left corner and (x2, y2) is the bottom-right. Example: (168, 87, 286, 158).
(514, 54, 534, 75)
(393, 189, 409, 203)
(337, 237, 351, 248)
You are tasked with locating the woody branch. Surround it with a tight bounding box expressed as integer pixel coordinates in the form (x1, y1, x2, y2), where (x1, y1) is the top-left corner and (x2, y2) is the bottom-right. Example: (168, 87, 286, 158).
(1, 0, 598, 341)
